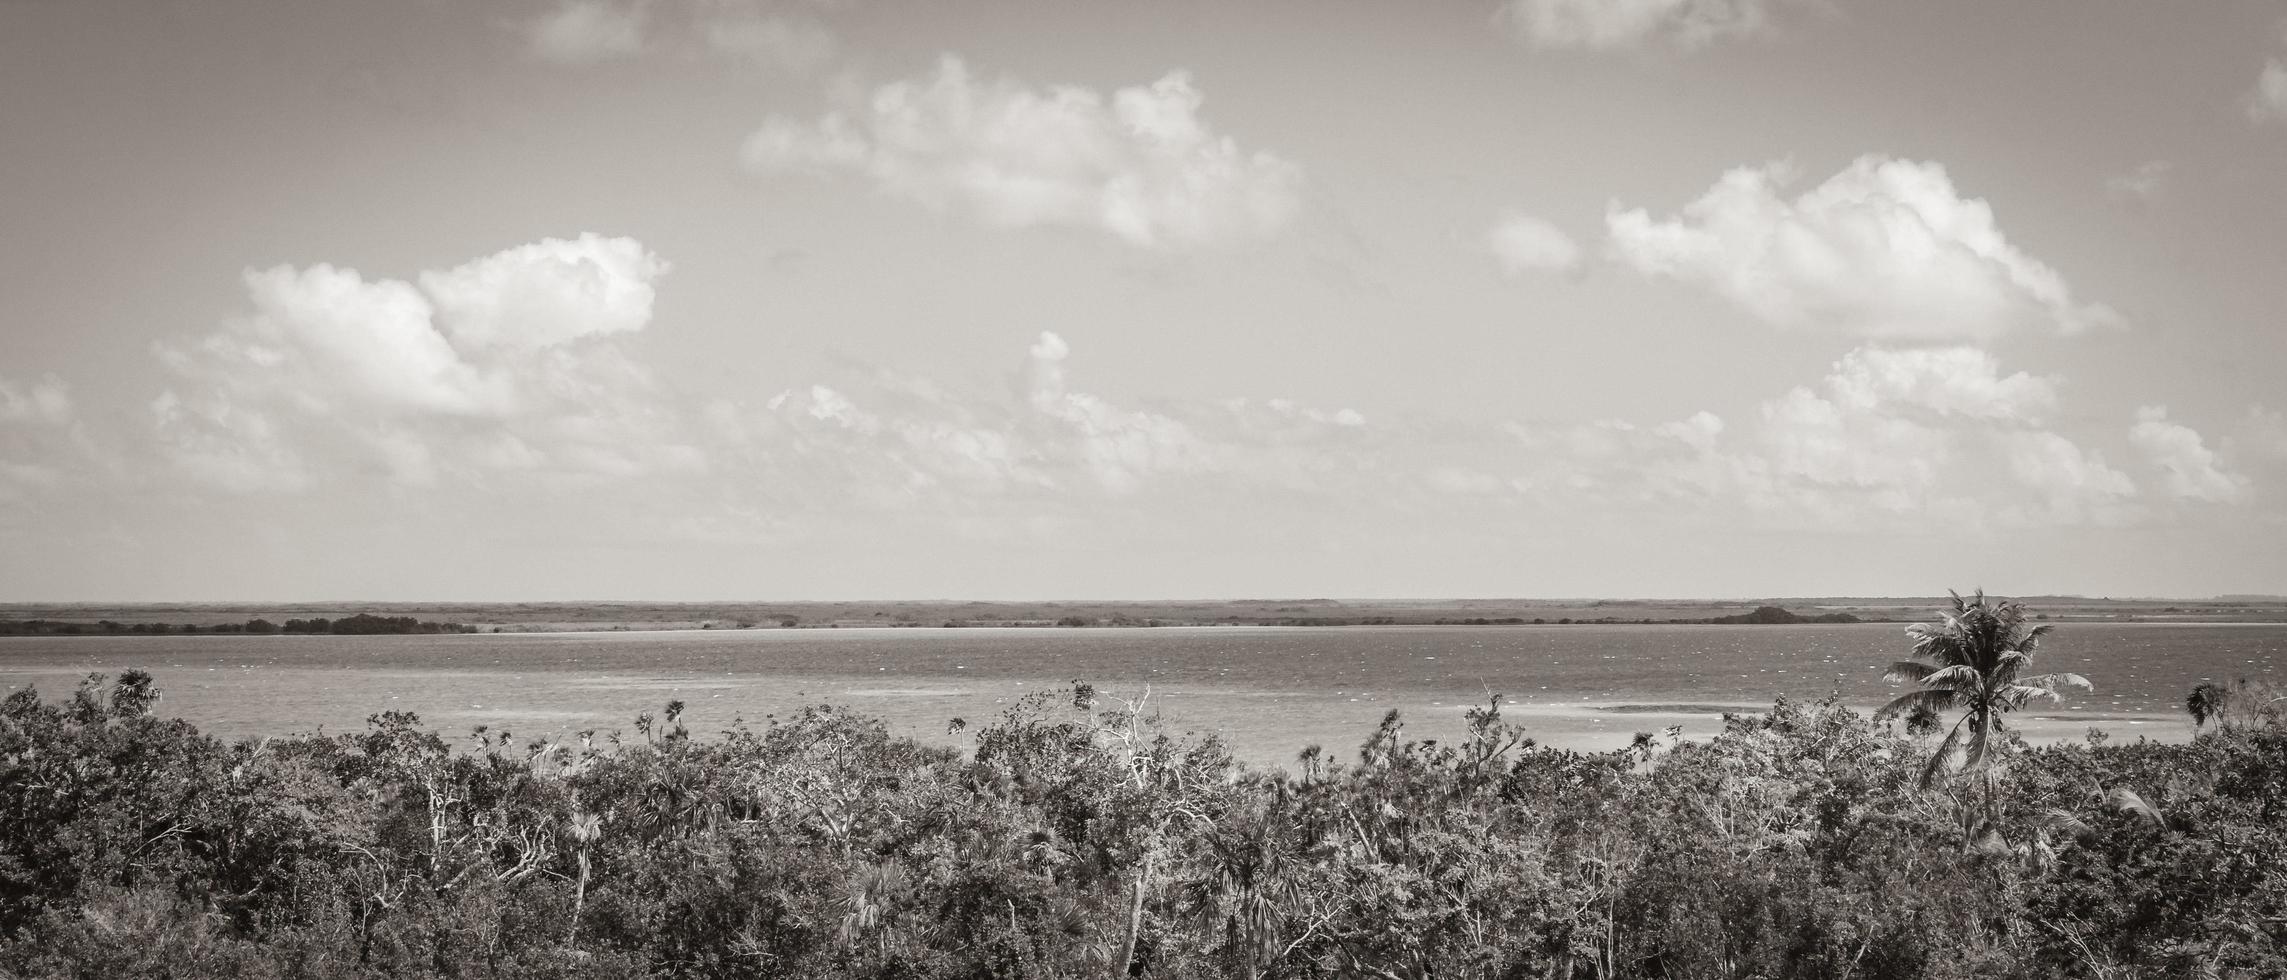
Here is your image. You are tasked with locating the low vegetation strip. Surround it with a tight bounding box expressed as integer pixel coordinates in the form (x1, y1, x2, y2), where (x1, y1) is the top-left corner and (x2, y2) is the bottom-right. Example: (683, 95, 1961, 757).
(0, 613, 477, 636)
(0, 680, 2281, 977)
(0, 593, 2280, 978)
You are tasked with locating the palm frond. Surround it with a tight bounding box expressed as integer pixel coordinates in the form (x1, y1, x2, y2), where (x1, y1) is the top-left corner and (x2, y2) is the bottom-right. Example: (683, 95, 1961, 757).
(2036, 807, 2092, 838)
(2001, 684, 2066, 709)
(1963, 719, 1993, 772)
(2021, 672, 2092, 693)
(1876, 688, 1955, 722)
(1910, 633, 1970, 667)
(2186, 682, 2227, 727)
(1923, 664, 1982, 688)
(1920, 721, 1965, 789)
(2108, 788, 2165, 828)
(1884, 661, 1940, 683)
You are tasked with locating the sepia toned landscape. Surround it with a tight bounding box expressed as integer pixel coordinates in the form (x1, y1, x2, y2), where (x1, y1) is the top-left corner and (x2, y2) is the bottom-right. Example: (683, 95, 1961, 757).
(7, 0, 2287, 976)
(2, 596, 2286, 977)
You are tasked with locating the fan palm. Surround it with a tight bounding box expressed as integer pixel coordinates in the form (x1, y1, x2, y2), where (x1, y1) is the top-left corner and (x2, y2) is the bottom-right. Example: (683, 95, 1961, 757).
(1876, 589, 2090, 788)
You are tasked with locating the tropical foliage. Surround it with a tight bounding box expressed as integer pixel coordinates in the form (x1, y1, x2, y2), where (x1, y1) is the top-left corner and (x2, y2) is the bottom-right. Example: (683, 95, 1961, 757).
(0, 615, 2280, 978)
(1876, 589, 2090, 787)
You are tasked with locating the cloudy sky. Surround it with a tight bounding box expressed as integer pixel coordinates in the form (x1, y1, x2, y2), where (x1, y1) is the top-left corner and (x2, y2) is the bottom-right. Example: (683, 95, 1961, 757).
(3, 0, 2285, 601)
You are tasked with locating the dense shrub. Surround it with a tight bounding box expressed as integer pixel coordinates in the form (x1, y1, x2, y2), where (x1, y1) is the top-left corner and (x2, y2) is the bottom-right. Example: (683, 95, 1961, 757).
(0, 674, 2281, 978)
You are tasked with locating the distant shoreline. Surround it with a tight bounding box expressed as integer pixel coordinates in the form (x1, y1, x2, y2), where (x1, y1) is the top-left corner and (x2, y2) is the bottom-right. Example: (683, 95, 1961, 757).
(11, 617, 2287, 639)
(9, 595, 2287, 637)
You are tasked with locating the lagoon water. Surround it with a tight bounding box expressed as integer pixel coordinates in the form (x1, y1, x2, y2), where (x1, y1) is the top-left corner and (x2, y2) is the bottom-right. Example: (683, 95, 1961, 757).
(3, 623, 2280, 767)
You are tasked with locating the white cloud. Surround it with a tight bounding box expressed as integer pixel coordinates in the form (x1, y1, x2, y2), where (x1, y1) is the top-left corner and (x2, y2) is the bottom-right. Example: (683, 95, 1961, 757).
(761, 332, 1215, 500)
(2251, 56, 2287, 123)
(1606, 155, 2117, 339)
(1995, 430, 2138, 526)
(744, 332, 1388, 511)
(419, 234, 667, 353)
(528, 0, 648, 64)
(1498, 0, 1809, 50)
(153, 235, 695, 492)
(1479, 347, 2135, 527)
(1820, 346, 2056, 421)
(149, 388, 313, 495)
(1488, 212, 1582, 275)
(737, 339, 2219, 534)
(2131, 406, 2249, 503)
(118, 290, 2255, 537)
(1753, 383, 1948, 507)
(1022, 331, 1207, 491)
(743, 56, 1303, 248)
(230, 263, 507, 417)
(1740, 349, 2120, 520)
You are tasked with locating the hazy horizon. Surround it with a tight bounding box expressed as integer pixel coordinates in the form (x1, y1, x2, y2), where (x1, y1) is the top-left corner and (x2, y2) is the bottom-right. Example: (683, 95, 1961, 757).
(6, 0, 2286, 601)
(8, 592, 2281, 609)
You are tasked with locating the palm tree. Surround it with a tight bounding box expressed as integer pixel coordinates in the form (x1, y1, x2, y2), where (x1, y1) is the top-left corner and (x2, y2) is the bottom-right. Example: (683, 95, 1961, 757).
(1876, 589, 2090, 788)
(2186, 682, 2228, 730)
(566, 809, 603, 947)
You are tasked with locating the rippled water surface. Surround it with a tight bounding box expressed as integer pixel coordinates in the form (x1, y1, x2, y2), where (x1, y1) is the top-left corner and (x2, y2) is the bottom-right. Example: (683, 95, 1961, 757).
(3, 623, 2279, 766)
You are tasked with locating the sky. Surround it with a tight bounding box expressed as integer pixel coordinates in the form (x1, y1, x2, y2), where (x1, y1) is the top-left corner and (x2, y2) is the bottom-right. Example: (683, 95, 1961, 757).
(2, 0, 2285, 602)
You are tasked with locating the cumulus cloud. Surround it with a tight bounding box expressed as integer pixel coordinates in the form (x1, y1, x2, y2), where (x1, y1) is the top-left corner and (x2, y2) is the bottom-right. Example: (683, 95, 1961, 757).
(118, 284, 2257, 536)
(2130, 406, 2249, 503)
(2251, 44, 2287, 123)
(762, 333, 1203, 499)
(1021, 332, 1210, 491)
(1995, 430, 2139, 525)
(743, 56, 1303, 248)
(419, 235, 667, 352)
(1606, 155, 2117, 339)
(1467, 346, 2140, 528)
(1488, 212, 1583, 275)
(225, 264, 507, 417)
(741, 336, 2191, 533)
(742, 332, 1381, 512)
(1819, 346, 2056, 421)
(1498, 0, 1812, 50)
(527, 0, 648, 63)
(1744, 348, 2121, 518)
(153, 234, 698, 492)
(1750, 382, 1951, 509)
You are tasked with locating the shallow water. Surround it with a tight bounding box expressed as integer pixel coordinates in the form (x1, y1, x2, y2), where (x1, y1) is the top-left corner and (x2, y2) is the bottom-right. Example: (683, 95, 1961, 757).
(2, 623, 2278, 767)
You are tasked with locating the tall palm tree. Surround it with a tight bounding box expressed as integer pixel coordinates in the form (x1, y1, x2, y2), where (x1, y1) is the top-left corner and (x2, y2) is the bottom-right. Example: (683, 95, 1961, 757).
(1876, 589, 2090, 788)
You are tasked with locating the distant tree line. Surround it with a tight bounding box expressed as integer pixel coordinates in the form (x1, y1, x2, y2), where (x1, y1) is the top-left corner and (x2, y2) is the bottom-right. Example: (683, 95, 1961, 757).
(4, 611, 1873, 635)
(0, 613, 477, 636)
(1702, 605, 1864, 625)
